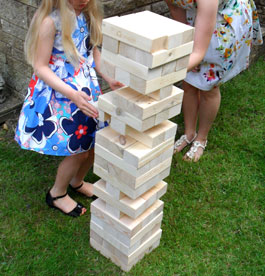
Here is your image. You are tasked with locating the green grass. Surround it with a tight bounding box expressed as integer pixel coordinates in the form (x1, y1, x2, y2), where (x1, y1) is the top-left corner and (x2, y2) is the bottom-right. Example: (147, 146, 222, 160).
(0, 56, 264, 276)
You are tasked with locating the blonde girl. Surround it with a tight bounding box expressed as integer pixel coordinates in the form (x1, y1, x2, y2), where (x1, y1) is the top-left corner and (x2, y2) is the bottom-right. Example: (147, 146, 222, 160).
(15, 0, 123, 217)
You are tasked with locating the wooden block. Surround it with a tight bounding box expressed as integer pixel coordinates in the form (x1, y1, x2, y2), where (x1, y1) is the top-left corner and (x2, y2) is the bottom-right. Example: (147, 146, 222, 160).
(102, 48, 162, 81)
(106, 182, 125, 200)
(96, 154, 171, 190)
(98, 92, 182, 132)
(91, 198, 164, 237)
(90, 226, 162, 268)
(119, 41, 193, 69)
(91, 227, 162, 271)
(110, 116, 127, 135)
(102, 11, 194, 53)
(154, 103, 182, 125)
(102, 35, 119, 53)
(90, 214, 162, 256)
(95, 126, 137, 159)
(123, 137, 174, 169)
(98, 93, 154, 132)
(95, 126, 175, 169)
(95, 211, 163, 248)
(105, 203, 124, 219)
(93, 179, 167, 218)
(90, 222, 141, 256)
(129, 68, 187, 94)
(98, 109, 111, 122)
(94, 164, 170, 199)
(119, 42, 151, 66)
(115, 67, 131, 86)
(95, 144, 173, 179)
(102, 49, 189, 83)
(148, 85, 173, 101)
(95, 133, 174, 170)
(100, 58, 115, 79)
(151, 42, 193, 68)
(112, 85, 183, 120)
(91, 234, 160, 272)
(102, 15, 167, 54)
(126, 120, 177, 148)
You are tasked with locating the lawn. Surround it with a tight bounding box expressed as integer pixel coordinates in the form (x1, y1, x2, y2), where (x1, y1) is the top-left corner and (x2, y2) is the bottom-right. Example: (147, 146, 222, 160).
(0, 56, 264, 276)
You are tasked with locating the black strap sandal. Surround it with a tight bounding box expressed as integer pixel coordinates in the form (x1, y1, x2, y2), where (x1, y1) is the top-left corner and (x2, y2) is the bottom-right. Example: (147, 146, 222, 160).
(70, 182, 84, 191)
(46, 190, 85, 217)
(70, 182, 98, 200)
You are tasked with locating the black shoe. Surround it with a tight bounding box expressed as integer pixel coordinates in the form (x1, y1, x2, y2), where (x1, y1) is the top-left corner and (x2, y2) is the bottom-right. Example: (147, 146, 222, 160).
(69, 182, 98, 200)
(46, 190, 86, 217)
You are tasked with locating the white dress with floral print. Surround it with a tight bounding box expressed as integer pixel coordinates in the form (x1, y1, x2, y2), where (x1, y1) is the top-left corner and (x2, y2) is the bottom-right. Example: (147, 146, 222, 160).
(171, 0, 263, 91)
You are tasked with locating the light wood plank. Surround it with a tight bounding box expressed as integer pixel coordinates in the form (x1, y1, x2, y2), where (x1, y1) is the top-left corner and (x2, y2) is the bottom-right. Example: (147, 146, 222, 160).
(94, 163, 171, 199)
(126, 120, 177, 148)
(93, 178, 167, 218)
(112, 85, 183, 120)
(128, 68, 187, 94)
(94, 144, 173, 179)
(102, 11, 194, 53)
(119, 41, 193, 68)
(90, 198, 164, 237)
(102, 48, 162, 81)
(102, 34, 119, 53)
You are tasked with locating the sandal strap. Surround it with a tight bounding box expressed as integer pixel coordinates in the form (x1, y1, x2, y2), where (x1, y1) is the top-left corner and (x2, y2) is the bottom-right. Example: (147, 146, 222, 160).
(51, 192, 68, 201)
(67, 202, 85, 217)
(186, 140, 207, 159)
(192, 140, 207, 150)
(70, 181, 84, 191)
(174, 133, 197, 149)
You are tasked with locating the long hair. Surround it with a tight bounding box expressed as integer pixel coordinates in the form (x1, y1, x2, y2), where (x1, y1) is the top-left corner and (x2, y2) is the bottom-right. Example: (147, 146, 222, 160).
(24, 0, 103, 68)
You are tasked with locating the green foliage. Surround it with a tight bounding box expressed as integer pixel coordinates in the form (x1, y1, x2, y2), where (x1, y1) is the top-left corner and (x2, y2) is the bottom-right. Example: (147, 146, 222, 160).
(0, 56, 264, 276)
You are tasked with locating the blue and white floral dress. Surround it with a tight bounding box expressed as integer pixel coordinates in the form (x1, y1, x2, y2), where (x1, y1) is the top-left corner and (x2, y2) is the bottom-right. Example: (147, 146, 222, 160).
(15, 10, 106, 156)
(170, 0, 263, 91)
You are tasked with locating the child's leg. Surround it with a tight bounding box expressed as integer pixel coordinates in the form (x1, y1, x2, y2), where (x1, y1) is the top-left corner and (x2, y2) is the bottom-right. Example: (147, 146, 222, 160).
(175, 81, 200, 152)
(70, 148, 95, 197)
(184, 86, 221, 161)
(197, 86, 221, 142)
(49, 152, 89, 214)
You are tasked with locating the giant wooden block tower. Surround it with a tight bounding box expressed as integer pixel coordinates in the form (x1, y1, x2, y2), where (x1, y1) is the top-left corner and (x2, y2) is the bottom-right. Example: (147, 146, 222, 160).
(90, 11, 194, 271)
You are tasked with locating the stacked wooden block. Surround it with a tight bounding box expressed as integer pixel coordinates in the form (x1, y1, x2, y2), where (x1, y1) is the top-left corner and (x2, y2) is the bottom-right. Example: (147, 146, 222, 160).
(90, 11, 194, 271)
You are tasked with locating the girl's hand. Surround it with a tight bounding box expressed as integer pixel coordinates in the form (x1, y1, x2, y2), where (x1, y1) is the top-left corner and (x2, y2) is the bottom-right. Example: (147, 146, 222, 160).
(72, 91, 99, 118)
(107, 79, 124, 91)
(192, 65, 201, 73)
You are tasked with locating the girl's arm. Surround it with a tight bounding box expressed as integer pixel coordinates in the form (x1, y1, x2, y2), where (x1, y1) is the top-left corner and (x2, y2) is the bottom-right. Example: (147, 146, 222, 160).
(164, 0, 218, 71)
(164, 0, 187, 24)
(187, 0, 218, 71)
(93, 47, 124, 91)
(34, 16, 98, 118)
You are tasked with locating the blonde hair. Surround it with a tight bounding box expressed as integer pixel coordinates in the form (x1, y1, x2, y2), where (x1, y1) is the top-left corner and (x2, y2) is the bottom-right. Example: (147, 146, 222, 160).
(24, 0, 103, 68)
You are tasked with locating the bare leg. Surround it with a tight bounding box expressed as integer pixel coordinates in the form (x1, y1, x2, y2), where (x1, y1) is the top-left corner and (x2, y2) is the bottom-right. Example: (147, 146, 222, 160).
(175, 81, 200, 152)
(70, 149, 94, 197)
(49, 152, 88, 214)
(184, 86, 221, 161)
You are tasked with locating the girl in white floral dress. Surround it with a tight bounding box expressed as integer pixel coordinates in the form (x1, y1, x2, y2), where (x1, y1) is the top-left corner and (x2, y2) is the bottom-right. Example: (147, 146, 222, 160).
(165, 0, 263, 161)
(15, 0, 123, 217)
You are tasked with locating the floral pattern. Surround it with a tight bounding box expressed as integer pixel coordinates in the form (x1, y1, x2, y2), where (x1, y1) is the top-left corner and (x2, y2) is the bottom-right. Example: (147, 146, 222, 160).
(171, 0, 263, 91)
(15, 10, 106, 156)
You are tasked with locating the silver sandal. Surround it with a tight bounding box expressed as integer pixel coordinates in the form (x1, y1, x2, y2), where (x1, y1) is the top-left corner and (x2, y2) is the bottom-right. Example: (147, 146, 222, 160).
(174, 133, 197, 151)
(185, 140, 207, 161)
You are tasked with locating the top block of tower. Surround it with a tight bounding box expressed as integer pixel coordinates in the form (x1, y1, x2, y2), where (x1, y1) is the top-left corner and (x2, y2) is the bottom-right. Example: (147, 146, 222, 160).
(102, 11, 194, 54)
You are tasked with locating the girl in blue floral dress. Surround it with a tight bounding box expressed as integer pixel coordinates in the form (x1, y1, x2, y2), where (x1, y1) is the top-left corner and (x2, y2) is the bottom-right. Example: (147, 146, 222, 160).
(165, 0, 263, 162)
(15, 0, 123, 217)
